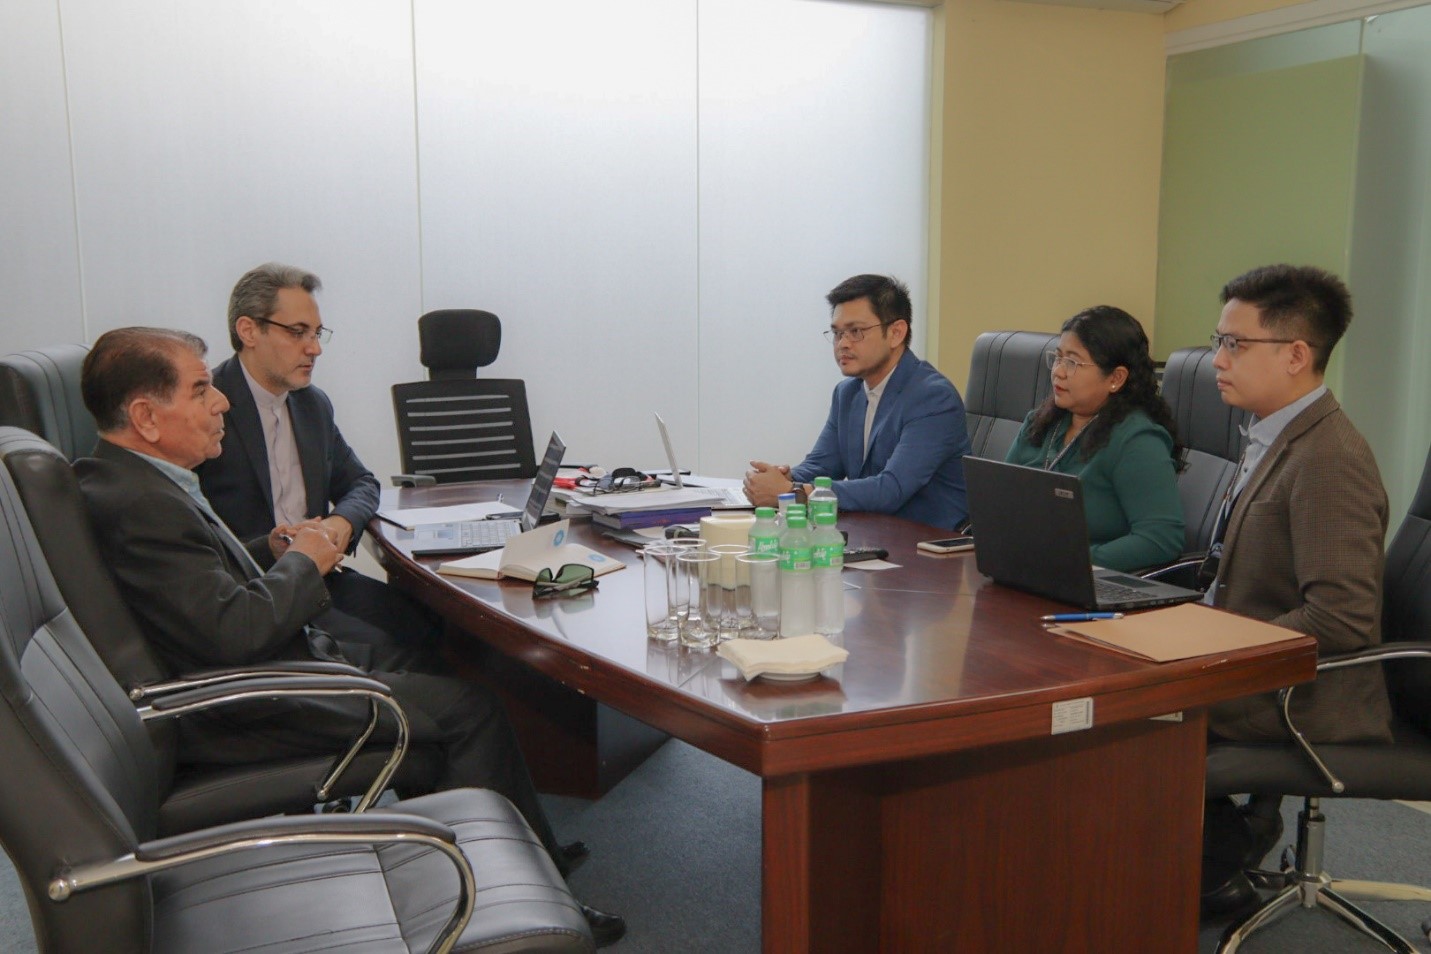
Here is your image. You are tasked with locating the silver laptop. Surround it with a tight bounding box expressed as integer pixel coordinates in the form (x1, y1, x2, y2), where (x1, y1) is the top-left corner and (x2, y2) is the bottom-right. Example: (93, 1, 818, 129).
(653, 413, 751, 509)
(963, 456, 1202, 611)
(409, 432, 566, 555)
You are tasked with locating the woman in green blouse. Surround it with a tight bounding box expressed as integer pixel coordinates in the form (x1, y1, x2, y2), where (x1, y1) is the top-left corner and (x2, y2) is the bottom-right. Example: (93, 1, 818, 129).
(1005, 306, 1185, 572)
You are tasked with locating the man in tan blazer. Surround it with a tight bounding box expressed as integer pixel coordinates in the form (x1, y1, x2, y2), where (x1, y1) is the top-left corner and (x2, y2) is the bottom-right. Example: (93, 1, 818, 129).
(1199, 264, 1393, 914)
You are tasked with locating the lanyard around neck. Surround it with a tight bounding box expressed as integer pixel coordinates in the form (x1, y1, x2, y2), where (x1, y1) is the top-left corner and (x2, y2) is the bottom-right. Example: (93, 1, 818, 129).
(1043, 415, 1096, 471)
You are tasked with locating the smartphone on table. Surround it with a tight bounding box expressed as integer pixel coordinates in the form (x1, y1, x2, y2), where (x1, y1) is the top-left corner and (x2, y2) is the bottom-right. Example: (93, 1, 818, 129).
(916, 535, 975, 554)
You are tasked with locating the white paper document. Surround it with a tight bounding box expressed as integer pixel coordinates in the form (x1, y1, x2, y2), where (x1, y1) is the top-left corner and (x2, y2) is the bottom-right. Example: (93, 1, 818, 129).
(378, 500, 514, 530)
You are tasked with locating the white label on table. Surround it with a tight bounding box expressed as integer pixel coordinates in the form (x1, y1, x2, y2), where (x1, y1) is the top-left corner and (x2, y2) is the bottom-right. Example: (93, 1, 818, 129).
(1150, 711, 1184, 722)
(1051, 697, 1094, 735)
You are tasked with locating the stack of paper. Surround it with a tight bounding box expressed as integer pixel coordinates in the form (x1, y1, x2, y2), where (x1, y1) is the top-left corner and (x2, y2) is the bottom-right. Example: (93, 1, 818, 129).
(564, 487, 725, 515)
(717, 634, 849, 681)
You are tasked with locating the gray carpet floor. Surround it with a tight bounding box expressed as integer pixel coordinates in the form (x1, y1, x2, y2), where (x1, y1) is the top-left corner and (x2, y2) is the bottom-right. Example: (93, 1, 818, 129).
(4, 739, 1429, 953)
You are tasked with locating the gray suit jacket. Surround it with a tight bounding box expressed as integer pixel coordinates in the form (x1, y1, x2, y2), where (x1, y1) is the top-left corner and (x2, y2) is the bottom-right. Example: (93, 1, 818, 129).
(77, 440, 335, 673)
(1209, 391, 1393, 743)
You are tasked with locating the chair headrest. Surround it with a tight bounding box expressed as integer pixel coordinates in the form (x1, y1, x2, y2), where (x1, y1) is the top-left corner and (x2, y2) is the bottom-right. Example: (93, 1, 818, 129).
(418, 310, 501, 379)
(0, 344, 96, 460)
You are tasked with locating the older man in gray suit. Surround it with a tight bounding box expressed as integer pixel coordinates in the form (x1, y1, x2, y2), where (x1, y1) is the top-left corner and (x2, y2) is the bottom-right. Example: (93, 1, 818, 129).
(1199, 264, 1392, 914)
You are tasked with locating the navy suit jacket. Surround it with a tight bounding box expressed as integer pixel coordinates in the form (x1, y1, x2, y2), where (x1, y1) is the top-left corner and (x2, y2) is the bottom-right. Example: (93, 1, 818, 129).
(197, 356, 379, 552)
(789, 349, 970, 529)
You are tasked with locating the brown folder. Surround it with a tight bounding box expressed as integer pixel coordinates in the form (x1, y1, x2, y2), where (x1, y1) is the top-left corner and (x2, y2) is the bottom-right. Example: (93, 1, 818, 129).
(1050, 603, 1303, 663)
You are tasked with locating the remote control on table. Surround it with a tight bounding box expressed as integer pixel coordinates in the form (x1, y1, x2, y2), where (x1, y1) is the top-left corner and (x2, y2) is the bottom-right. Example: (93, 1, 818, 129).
(842, 546, 889, 563)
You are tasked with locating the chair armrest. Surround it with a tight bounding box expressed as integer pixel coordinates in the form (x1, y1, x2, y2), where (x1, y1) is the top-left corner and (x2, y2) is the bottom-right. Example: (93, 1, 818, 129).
(136, 674, 408, 812)
(49, 812, 476, 954)
(1275, 640, 1431, 794)
(1311, 640, 1431, 673)
(128, 660, 368, 701)
(1137, 554, 1206, 582)
(141, 674, 392, 712)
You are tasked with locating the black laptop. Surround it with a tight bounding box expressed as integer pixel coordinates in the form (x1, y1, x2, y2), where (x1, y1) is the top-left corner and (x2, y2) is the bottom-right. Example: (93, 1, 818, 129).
(962, 456, 1202, 611)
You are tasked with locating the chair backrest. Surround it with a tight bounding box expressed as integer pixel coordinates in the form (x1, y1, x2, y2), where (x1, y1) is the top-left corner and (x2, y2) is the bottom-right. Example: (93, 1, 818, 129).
(0, 453, 160, 950)
(0, 344, 98, 460)
(392, 378, 537, 482)
(1385, 443, 1431, 732)
(964, 331, 1058, 460)
(419, 309, 502, 381)
(1160, 346, 1250, 554)
(0, 428, 173, 691)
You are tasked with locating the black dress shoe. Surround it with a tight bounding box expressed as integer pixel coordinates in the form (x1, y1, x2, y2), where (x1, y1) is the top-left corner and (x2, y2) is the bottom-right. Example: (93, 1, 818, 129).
(1200, 872, 1259, 919)
(1241, 803, 1284, 869)
(555, 840, 589, 877)
(580, 905, 627, 948)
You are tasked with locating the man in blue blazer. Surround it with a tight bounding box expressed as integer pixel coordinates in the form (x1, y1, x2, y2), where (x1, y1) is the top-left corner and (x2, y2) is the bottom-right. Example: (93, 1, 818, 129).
(744, 274, 971, 529)
(196, 264, 440, 657)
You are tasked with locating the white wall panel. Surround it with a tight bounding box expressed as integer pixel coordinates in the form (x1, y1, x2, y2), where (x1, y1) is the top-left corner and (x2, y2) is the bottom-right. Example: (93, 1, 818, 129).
(58, 0, 421, 479)
(414, 0, 700, 471)
(698, 0, 932, 473)
(0, 0, 84, 351)
(3, 0, 930, 485)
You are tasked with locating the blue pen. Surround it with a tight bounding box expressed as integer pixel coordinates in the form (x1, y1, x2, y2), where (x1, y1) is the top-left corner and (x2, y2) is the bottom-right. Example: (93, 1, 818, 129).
(1040, 612, 1124, 622)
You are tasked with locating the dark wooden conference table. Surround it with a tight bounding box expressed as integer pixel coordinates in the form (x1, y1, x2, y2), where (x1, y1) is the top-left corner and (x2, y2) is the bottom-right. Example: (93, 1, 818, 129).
(369, 480, 1316, 954)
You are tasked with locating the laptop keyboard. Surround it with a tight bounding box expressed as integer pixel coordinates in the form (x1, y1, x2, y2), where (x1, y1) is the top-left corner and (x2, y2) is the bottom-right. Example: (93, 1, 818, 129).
(1094, 577, 1151, 604)
(455, 520, 521, 548)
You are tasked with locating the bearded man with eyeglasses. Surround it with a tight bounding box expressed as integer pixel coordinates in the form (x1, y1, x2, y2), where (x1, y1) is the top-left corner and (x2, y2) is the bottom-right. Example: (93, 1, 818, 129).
(743, 273, 971, 530)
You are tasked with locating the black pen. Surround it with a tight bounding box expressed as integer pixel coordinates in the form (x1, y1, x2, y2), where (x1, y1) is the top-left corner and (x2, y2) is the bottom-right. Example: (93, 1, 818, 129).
(1040, 612, 1124, 622)
(374, 512, 415, 532)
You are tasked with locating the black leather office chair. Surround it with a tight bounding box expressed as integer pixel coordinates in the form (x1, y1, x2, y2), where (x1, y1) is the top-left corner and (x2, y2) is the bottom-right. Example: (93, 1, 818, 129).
(392, 309, 537, 483)
(1160, 345, 1250, 557)
(0, 427, 440, 835)
(0, 457, 593, 954)
(1205, 442, 1431, 953)
(0, 344, 97, 460)
(963, 331, 1058, 460)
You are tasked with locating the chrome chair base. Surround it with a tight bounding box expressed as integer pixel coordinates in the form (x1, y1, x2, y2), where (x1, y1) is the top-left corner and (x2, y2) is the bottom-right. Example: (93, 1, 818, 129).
(1217, 798, 1427, 954)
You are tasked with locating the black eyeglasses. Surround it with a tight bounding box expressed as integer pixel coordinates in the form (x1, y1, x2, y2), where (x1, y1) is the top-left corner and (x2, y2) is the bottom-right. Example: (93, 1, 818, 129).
(823, 323, 885, 344)
(253, 316, 333, 344)
(583, 467, 657, 495)
(532, 563, 598, 599)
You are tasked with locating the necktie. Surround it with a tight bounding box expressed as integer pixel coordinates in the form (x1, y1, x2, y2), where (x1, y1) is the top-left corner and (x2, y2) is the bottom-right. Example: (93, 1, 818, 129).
(268, 404, 303, 526)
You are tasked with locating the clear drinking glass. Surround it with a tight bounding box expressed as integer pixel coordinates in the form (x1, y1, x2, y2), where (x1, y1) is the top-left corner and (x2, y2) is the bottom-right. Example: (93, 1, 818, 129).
(643, 542, 682, 642)
(707, 543, 748, 641)
(676, 549, 721, 649)
(737, 551, 781, 639)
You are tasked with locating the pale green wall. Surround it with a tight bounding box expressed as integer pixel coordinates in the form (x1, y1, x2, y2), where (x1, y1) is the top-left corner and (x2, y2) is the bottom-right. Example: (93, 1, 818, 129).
(1344, 6, 1431, 523)
(1156, 8, 1431, 524)
(1155, 44, 1364, 393)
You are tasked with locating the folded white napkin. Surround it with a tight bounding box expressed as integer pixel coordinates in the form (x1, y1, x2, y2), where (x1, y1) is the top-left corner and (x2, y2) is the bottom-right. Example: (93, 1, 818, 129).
(717, 634, 849, 681)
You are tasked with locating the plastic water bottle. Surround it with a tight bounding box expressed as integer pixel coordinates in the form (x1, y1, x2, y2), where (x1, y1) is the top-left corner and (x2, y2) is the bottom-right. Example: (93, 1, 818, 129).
(808, 476, 838, 523)
(748, 507, 781, 556)
(811, 511, 845, 635)
(778, 510, 814, 637)
(776, 491, 797, 529)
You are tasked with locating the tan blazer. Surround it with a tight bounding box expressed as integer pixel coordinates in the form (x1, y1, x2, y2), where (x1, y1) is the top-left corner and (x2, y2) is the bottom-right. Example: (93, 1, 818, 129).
(1209, 390, 1393, 744)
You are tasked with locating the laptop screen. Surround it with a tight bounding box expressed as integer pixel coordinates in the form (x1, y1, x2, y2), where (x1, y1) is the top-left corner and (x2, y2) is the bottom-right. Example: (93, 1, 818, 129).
(521, 432, 566, 531)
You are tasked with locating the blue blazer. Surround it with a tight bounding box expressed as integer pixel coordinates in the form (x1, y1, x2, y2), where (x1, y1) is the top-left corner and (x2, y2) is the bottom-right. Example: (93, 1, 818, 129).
(790, 349, 970, 529)
(197, 356, 379, 553)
